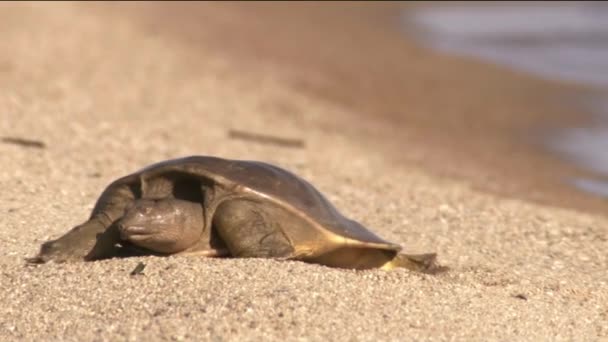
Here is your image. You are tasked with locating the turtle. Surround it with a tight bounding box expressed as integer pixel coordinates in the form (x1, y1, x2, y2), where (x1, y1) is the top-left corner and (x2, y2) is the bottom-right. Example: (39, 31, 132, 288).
(30, 156, 440, 272)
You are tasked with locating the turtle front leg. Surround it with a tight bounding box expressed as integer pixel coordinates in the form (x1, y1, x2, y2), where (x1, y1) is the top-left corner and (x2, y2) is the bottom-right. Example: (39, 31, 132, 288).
(30, 183, 136, 264)
(29, 216, 123, 263)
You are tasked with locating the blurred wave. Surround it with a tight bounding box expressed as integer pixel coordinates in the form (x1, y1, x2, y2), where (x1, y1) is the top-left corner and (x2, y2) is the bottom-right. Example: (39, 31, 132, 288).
(405, 2, 608, 198)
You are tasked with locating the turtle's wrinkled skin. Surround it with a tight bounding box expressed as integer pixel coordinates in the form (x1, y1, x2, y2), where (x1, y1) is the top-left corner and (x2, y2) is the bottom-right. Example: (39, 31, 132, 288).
(31, 156, 440, 272)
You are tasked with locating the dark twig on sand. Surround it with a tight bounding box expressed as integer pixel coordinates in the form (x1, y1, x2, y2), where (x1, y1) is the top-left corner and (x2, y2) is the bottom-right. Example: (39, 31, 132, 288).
(1, 136, 46, 149)
(228, 129, 305, 148)
(130, 262, 146, 276)
(512, 293, 528, 301)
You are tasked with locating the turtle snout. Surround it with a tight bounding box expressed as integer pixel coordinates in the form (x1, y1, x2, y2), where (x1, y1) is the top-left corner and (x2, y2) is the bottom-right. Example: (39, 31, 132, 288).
(117, 218, 157, 242)
(118, 222, 142, 240)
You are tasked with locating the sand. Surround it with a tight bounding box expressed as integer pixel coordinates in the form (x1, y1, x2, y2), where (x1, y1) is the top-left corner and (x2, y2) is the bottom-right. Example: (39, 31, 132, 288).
(1, 2, 606, 341)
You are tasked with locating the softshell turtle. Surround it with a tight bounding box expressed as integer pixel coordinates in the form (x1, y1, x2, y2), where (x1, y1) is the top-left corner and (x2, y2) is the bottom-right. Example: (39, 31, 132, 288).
(31, 156, 439, 272)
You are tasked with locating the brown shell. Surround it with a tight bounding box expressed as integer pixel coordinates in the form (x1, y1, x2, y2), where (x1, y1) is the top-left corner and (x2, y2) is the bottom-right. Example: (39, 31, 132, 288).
(131, 156, 401, 251)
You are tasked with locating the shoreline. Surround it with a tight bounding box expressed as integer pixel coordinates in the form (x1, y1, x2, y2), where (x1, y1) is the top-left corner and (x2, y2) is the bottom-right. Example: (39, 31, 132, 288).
(109, 2, 608, 216)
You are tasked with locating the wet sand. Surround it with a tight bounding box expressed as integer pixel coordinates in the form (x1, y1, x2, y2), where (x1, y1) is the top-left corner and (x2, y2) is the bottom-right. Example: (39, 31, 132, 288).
(1, 2, 607, 341)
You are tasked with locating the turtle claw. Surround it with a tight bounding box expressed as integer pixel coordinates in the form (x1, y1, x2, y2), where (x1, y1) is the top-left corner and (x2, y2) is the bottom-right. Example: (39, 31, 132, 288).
(24, 256, 44, 265)
(27, 240, 72, 264)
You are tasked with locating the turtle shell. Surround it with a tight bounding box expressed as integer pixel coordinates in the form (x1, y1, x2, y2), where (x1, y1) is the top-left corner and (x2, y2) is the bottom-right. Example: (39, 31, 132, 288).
(135, 156, 401, 252)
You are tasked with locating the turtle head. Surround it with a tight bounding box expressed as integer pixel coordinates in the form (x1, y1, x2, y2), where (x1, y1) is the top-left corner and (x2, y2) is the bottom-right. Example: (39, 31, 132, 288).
(117, 199, 204, 254)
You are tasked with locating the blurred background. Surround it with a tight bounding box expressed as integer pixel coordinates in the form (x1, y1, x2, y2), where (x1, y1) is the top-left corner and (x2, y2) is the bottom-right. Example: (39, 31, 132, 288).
(109, 1, 608, 213)
(406, 1, 608, 198)
(4, 1, 607, 215)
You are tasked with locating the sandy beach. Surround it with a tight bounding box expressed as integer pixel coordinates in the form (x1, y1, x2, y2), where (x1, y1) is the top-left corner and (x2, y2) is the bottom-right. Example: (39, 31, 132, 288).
(1, 2, 606, 341)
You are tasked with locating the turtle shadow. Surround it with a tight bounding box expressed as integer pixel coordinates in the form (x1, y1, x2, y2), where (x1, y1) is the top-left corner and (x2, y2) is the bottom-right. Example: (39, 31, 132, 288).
(26, 224, 452, 276)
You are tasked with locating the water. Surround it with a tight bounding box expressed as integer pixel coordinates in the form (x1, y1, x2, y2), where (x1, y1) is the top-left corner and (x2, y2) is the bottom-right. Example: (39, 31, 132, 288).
(404, 2, 608, 198)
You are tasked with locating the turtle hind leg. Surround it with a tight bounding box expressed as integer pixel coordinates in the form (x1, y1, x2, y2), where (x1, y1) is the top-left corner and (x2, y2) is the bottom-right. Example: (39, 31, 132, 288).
(382, 253, 448, 274)
(213, 199, 295, 259)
